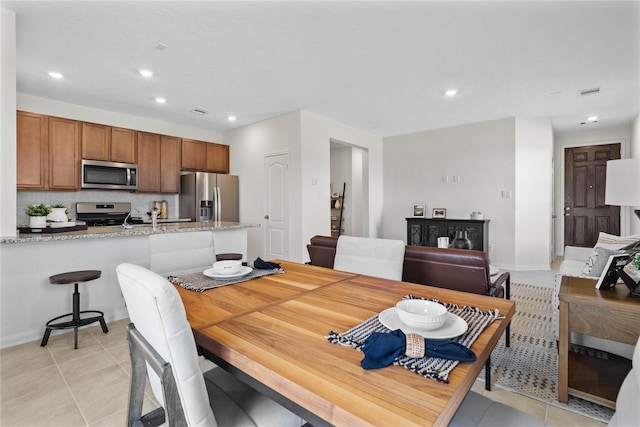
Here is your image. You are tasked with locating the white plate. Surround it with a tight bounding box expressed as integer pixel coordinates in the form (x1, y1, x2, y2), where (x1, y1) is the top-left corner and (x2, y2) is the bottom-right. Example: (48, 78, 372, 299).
(203, 266, 252, 279)
(48, 221, 77, 228)
(378, 308, 468, 339)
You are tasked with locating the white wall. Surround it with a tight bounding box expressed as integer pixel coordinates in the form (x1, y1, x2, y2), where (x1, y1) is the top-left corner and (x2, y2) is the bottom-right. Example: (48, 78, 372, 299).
(224, 110, 383, 263)
(300, 111, 383, 252)
(330, 145, 352, 236)
(514, 117, 554, 269)
(630, 113, 640, 235)
(383, 118, 518, 268)
(224, 111, 303, 262)
(554, 124, 632, 252)
(0, 9, 17, 237)
(17, 94, 223, 143)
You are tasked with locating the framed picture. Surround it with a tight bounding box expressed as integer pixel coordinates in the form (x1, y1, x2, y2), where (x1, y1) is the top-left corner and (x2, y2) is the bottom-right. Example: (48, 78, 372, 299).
(411, 203, 426, 217)
(432, 208, 446, 219)
(595, 253, 631, 289)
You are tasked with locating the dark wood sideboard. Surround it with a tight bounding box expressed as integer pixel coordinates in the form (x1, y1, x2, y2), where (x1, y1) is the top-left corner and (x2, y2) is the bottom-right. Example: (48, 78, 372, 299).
(406, 218, 490, 253)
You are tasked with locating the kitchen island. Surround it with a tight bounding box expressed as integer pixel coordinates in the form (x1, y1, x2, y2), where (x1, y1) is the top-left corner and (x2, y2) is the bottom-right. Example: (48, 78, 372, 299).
(0, 222, 259, 348)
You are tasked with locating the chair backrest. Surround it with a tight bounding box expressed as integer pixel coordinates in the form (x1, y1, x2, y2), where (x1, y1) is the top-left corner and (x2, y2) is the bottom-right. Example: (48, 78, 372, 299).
(149, 231, 215, 275)
(608, 336, 640, 427)
(333, 235, 405, 280)
(402, 245, 491, 294)
(116, 262, 217, 427)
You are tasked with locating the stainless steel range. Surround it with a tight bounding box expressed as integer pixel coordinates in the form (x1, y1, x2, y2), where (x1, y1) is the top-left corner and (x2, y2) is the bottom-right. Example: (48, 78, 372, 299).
(76, 202, 135, 226)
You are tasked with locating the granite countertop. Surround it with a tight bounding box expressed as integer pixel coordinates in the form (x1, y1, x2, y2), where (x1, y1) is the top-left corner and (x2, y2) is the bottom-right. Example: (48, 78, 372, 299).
(1, 221, 260, 244)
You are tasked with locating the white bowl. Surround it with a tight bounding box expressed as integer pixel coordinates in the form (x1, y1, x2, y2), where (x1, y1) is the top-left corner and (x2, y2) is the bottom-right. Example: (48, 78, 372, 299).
(395, 300, 448, 330)
(212, 260, 242, 275)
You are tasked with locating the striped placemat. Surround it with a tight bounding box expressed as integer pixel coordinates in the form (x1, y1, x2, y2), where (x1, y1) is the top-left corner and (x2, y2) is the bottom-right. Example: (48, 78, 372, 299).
(327, 295, 502, 383)
(168, 268, 284, 292)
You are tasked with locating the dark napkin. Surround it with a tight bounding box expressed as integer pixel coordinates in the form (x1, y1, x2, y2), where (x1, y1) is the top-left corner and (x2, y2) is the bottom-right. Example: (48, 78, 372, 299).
(360, 329, 476, 369)
(253, 257, 281, 270)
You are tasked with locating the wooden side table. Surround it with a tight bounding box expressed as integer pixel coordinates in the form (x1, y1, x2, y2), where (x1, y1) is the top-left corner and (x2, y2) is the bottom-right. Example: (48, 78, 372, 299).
(558, 275, 640, 408)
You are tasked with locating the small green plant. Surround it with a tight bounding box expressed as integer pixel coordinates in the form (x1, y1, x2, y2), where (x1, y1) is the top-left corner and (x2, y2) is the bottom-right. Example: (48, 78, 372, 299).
(632, 253, 640, 270)
(24, 203, 52, 217)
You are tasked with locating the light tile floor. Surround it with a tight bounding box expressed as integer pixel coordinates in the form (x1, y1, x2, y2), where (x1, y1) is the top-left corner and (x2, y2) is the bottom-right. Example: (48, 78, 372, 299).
(0, 258, 608, 426)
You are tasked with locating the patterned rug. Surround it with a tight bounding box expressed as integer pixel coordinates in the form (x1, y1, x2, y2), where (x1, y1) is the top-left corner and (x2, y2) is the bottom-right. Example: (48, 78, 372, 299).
(479, 283, 616, 423)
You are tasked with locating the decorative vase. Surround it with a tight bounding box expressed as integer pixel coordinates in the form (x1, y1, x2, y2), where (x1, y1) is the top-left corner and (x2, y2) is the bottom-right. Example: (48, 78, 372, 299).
(47, 208, 68, 223)
(334, 198, 341, 210)
(29, 216, 47, 228)
(452, 230, 472, 250)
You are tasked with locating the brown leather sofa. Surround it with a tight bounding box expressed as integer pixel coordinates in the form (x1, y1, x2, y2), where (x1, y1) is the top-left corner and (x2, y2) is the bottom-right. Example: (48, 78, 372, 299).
(307, 235, 509, 299)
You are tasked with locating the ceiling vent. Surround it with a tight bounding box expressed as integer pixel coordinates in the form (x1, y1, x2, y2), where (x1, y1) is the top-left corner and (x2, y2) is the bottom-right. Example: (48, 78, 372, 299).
(190, 108, 209, 115)
(579, 87, 600, 96)
(154, 43, 168, 51)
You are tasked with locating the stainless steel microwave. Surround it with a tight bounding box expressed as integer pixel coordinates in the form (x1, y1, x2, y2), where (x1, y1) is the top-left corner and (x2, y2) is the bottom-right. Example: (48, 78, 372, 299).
(81, 159, 138, 190)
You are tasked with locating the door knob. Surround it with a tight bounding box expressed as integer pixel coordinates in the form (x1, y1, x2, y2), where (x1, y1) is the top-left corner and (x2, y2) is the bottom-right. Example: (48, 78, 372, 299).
(264, 215, 269, 219)
(565, 207, 571, 211)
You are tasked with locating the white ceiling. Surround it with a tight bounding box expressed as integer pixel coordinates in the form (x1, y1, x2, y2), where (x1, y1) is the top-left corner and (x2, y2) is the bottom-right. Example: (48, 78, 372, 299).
(3, 1, 639, 137)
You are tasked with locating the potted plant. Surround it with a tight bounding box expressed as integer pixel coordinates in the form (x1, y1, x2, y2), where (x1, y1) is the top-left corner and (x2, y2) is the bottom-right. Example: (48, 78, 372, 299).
(47, 204, 68, 223)
(25, 203, 51, 228)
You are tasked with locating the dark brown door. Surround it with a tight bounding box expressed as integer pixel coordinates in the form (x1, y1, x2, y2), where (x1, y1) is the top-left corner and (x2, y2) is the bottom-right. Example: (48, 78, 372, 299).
(564, 144, 620, 247)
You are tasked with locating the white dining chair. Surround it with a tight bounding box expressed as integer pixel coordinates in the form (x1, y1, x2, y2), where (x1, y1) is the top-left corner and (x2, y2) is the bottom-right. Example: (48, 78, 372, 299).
(333, 235, 405, 280)
(608, 335, 640, 426)
(116, 262, 306, 427)
(148, 231, 215, 275)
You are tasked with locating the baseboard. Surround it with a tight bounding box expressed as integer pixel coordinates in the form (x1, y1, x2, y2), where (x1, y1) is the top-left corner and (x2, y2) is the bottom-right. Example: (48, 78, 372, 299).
(0, 307, 130, 349)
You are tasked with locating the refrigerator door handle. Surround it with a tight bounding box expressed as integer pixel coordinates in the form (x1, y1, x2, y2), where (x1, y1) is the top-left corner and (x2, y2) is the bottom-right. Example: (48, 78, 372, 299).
(216, 186, 221, 222)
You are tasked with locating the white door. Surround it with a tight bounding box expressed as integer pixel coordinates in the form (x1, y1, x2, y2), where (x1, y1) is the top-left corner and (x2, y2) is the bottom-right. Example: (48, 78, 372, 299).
(264, 153, 290, 260)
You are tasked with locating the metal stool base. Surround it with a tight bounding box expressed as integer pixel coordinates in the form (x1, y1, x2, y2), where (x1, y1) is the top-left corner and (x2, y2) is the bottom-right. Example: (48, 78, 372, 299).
(41, 281, 109, 349)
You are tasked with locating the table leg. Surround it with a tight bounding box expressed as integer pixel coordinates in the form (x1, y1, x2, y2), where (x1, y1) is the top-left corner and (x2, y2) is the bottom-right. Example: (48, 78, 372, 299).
(558, 300, 569, 403)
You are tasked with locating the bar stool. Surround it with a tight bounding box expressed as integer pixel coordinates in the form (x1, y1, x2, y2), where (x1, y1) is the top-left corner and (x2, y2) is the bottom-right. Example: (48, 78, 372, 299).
(41, 270, 109, 349)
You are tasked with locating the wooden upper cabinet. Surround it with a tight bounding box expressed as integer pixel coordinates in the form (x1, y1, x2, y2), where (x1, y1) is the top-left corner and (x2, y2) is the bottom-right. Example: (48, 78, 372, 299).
(81, 122, 110, 161)
(17, 111, 48, 190)
(181, 139, 207, 171)
(182, 138, 230, 173)
(111, 127, 137, 164)
(136, 132, 161, 192)
(160, 135, 181, 193)
(82, 123, 136, 163)
(48, 116, 81, 190)
(206, 143, 230, 173)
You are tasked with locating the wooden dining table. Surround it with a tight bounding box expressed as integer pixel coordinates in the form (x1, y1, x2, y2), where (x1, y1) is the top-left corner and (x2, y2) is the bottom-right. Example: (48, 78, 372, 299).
(174, 260, 515, 427)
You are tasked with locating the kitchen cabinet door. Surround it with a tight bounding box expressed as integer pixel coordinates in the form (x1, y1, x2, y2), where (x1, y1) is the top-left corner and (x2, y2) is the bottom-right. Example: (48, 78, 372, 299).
(48, 116, 80, 190)
(181, 139, 206, 171)
(111, 127, 136, 164)
(137, 132, 161, 192)
(160, 135, 181, 193)
(206, 143, 230, 173)
(81, 122, 110, 161)
(17, 111, 48, 190)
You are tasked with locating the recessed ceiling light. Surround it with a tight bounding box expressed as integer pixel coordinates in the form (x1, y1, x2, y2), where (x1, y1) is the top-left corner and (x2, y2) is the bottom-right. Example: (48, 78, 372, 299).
(588, 116, 598, 122)
(48, 71, 63, 79)
(155, 97, 166, 104)
(445, 89, 457, 97)
(228, 116, 237, 121)
(139, 69, 153, 77)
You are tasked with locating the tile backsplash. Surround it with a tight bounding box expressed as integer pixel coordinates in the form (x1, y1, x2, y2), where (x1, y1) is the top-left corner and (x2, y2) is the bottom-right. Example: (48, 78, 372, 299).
(17, 191, 179, 225)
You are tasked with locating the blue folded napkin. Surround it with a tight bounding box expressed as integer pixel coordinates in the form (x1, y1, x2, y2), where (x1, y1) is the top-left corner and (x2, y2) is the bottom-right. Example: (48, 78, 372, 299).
(253, 257, 281, 270)
(360, 329, 476, 369)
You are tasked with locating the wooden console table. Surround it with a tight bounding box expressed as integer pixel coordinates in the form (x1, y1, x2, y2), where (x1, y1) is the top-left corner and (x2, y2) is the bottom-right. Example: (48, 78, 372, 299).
(406, 218, 489, 253)
(558, 275, 640, 408)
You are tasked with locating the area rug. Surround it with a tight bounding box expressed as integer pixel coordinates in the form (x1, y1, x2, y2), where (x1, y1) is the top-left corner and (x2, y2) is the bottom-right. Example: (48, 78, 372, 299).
(479, 282, 615, 423)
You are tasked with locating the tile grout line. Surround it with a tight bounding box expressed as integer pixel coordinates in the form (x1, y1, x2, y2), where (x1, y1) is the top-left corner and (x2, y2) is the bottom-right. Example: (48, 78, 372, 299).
(46, 344, 91, 427)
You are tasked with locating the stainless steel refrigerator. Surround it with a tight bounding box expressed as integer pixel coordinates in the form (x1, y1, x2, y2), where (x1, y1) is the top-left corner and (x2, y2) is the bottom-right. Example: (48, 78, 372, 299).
(179, 172, 239, 222)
